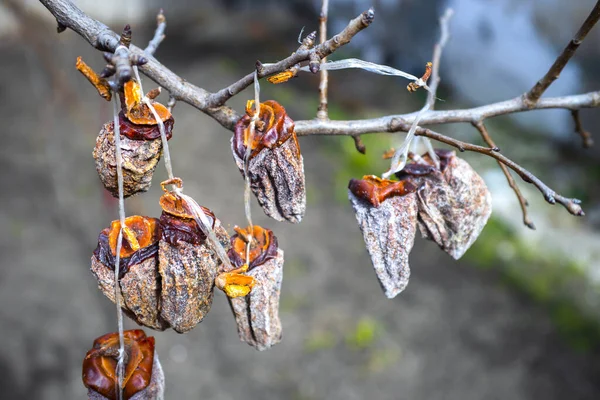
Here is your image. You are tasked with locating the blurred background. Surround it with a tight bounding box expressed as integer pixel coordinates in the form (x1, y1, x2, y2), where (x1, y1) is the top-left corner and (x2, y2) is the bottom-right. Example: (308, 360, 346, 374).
(1, 0, 600, 398)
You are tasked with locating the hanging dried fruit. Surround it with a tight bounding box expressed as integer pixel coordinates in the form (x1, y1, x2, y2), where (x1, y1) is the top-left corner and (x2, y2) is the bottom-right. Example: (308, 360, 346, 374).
(398, 149, 492, 260)
(219, 225, 284, 350)
(91, 215, 169, 331)
(232, 100, 306, 223)
(158, 179, 230, 333)
(93, 79, 174, 198)
(82, 330, 164, 400)
(348, 175, 418, 298)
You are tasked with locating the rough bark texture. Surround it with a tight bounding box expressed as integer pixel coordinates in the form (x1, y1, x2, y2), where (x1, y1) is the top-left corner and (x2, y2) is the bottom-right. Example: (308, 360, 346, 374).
(349, 191, 418, 299)
(231, 136, 306, 223)
(158, 221, 229, 333)
(416, 155, 492, 260)
(228, 249, 284, 351)
(93, 121, 163, 198)
(87, 353, 164, 400)
(91, 255, 168, 331)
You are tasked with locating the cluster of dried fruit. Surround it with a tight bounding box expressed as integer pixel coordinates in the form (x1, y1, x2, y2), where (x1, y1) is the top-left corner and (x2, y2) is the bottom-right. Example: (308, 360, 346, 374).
(349, 149, 492, 298)
(83, 73, 493, 399)
(89, 98, 294, 343)
(84, 63, 297, 395)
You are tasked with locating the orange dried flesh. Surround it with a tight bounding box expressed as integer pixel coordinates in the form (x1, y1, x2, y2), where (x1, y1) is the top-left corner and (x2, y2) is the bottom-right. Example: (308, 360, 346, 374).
(123, 80, 171, 125)
(83, 330, 155, 400)
(232, 225, 271, 264)
(108, 216, 159, 258)
(159, 192, 215, 221)
(348, 175, 417, 207)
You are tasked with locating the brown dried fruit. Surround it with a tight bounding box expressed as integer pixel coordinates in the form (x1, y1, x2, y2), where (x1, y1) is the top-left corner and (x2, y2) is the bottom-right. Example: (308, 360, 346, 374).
(232, 100, 306, 223)
(398, 149, 492, 260)
(93, 114, 174, 198)
(348, 175, 418, 298)
(82, 330, 164, 400)
(91, 216, 168, 331)
(222, 225, 284, 350)
(158, 189, 230, 333)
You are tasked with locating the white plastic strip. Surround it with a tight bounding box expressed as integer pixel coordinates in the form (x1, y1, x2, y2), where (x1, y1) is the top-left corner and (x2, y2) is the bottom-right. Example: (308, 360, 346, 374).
(382, 103, 430, 179)
(298, 58, 431, 92)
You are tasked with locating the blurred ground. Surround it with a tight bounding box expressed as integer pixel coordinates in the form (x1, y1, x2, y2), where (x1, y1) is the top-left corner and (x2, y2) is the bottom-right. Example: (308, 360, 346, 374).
(1, 1, 600, 399)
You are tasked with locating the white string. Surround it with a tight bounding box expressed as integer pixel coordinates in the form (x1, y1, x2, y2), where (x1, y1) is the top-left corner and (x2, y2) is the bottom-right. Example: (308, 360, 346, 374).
(132, 67, 233, 270)
(242, 72, 261, 266)
(382, 103, 430, 179)
(298, 58, 433, 93)
(111, 94, 126, 400)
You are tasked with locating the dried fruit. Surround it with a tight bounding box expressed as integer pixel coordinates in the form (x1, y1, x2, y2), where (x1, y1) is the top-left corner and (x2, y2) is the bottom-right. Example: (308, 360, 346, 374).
(82, 330, 164, 400)
(221, 225, 284, 350)
(348, 175, 418, 298)
(91, 216, 168, 331)
(158, 183, 230, 333)
(398, 149, 492, 260)
(93, 79, 174, 198)
(232, 100, 306, 223)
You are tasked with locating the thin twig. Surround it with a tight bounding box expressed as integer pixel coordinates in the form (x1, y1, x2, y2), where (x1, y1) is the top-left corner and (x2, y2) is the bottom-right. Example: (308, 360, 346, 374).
(473, 121, 535, 229)
(425, 8, 453, 109)
(571, 110, 594, 148)
(397, 122, 584, 217)
(207, 7, 374, 107)
(524, 1, 600, 105)
(317, 0, 329, 120)
(145, 9, 166, 56)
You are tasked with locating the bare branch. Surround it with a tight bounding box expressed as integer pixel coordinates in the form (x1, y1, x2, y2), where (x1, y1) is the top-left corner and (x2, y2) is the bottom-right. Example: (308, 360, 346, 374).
(38, 0, 596, 219)
(207, 7, 374, 107)
(145, 9, 166, 56)
(294, 91, 600, 135)
(524, 1, 600, 105)
(473, 122, 535, 229)
(317, 0, 330, 120)
(571, 110, 594, 148)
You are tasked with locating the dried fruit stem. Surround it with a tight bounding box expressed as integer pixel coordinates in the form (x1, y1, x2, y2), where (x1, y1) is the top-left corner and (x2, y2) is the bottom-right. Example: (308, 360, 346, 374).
(473, 121, 535, 229)
(75, 56, 111, 100)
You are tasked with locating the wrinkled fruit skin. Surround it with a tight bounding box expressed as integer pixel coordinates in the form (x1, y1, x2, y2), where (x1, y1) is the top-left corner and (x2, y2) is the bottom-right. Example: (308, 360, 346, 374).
(158, 218, 230, 333)
(91, 254, 169, 331)
(232, 100, 306, 223)
(410, 151, 492, 260)
(93, 115, 174, 198)
(93, 121, 161, 198)
(82, 330, 164, 400)
(91, 218, 169, 331)
(348, 178, 418, 299)
(227, 249, 284, 350)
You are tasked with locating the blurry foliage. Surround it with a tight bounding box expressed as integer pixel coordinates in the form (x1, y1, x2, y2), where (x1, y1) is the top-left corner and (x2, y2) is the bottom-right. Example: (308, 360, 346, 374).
(304, 330, 337, 353)
(465, 218, 600, 351)
(345, 317, 382, 350)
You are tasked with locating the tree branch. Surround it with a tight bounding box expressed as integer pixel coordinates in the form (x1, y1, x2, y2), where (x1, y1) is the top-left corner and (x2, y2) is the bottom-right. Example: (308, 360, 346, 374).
(524, 0, 600, 105)
(38, 0, 596, 218)
(207, 7, 374, 108)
